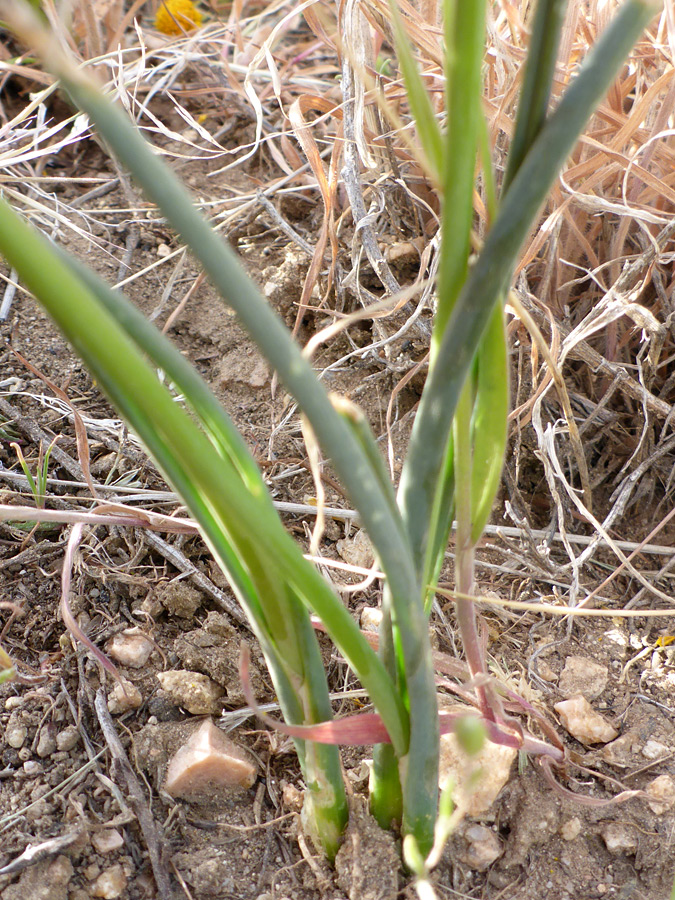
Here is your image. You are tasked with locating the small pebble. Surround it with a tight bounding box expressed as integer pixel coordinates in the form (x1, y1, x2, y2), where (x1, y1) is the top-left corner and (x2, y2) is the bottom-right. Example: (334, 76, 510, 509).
(457, 824, 503, 870)
(642, 739, 668, 760)
(6, 714, 27, 749)
(90, 864, 127, 899)
(23, 759, 42, 775)
(336, 530, 374, 569)
(601, 823, 638, 854)
(107, 629, 154, 668)
(560, 817, 581, 841)
(157, 670, 224, 715)
(164, 719, 258, 800)
(439, 707, 516, 816)
(36, 727, 56, 758)
(107, 678, 143, 715)
(645, 774, 675, 815)
(360, 608, 382, 632)
(5, 696, 23, 710)
(91, 828, 124, 855)
(56, 726, 80, 752)
(554, 695, 618, 744)
(558, 656, 608, 700)
(536, 659, 557, 682)
(158, 582, 203, 618)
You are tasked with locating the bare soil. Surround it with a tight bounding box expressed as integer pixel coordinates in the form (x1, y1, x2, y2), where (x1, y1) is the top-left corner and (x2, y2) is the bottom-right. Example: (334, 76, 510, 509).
(1, 43, 675, 900)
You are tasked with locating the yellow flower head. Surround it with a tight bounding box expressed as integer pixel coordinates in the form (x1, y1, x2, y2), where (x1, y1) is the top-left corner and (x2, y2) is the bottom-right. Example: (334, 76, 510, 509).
(155, 0, 202, 36)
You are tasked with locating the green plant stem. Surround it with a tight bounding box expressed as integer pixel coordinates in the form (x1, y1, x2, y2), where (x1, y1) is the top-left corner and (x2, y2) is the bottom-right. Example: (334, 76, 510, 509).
(452, 381, 491, 717)
(38, 40, 438, 854)
(432, 0, 487, 353)
(399, 0, 658, 570)
(502, 0, 567, 194)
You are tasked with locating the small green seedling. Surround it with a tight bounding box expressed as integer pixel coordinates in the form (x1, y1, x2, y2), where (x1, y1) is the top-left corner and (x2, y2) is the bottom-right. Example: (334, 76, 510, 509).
(11, 436, 58, 509)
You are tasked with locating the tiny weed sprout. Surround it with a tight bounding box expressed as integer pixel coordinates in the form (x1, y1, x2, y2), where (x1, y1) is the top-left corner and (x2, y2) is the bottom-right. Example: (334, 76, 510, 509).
(0, 0, 661, 879)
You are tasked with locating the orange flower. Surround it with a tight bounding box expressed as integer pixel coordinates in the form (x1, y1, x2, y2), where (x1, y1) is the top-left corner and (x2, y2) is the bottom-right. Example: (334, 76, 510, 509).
(155, 0, 202, 36)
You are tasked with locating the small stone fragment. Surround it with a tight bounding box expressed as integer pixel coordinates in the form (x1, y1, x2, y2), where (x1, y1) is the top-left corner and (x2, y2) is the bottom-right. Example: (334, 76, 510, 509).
(23, 759, 42, 775)
(90, 863, 127, 899)
(336, 530, 374, 569)
(439, 716, 516, 816)
(642, 739, 668, 760)
(36, 726, 56, 758)
(360, 607, 382, 632)
(107, 678, 143, 715)
(107, 628, 154, 668)
(91, 828, 124, 855)
(560, 817, 582, 841)
(554, 695, 618, 745)
(558, 656, 608, 700)
(645, 774, 675, 815)
(6, 712, 27, 748)
(602, 628, 628, 659)
(536, 659, 557, 682)
(56, 726, 80, 752)
(457, 824, 503, 870)
(158, 581, 203, 618)
(164, 719, 257, 800)
(601, 823, 638, 854)
(157, 670, 224, 715)
(601, 729, 640, 767)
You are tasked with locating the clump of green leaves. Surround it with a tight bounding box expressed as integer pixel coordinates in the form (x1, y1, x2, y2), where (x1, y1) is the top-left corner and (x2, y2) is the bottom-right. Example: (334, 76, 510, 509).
(0, 0, 660, 867)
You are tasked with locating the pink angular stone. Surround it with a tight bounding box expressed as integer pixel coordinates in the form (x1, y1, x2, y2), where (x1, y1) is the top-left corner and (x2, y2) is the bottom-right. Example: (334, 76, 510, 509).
(164, 719, 257, 801)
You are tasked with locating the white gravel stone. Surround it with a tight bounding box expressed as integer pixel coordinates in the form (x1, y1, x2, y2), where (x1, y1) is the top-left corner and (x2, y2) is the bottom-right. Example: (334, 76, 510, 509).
(90, 863, 127, 898)
(91, 828, 124, 855)
(107, 678, 143, 715)
(157, 670, 224, 715)
(645, 774, 675, 815)
(558, 656, 608, 700)
(6, 712, 27, 748)
(601, 823, 638, 854)
(360, 608, 382, 632)
(457, 824, 503, 870)
(107, 629, 154, 668)
(554, 695, 618, 745)
(642, 739, 668, 760)
(56, 726, 80, 752)
(560, 817, 582, 841)
(36, 727, 56, 758)
(439, 717, 516, 816)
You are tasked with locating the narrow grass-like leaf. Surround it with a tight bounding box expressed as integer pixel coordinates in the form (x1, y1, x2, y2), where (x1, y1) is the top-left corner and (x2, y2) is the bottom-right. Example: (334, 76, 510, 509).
(386, 0, 443, 183)
(399, 0, 658, 567)
(432, 0, 487, 350)
(503, 0, 567, 194)
(470, 303, 508, 543)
